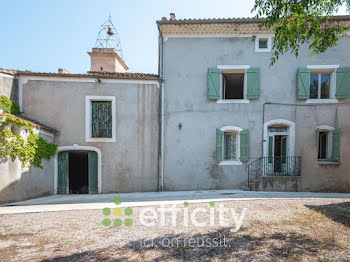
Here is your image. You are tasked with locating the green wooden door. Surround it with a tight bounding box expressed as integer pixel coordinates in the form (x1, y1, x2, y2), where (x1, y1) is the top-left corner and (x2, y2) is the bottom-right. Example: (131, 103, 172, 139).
(57, 151, 69, 194)
(88, 151, 98, 194)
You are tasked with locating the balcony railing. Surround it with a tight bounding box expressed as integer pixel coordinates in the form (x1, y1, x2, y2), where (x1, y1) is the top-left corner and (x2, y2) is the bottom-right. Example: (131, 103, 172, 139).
(247, 156, 302, 187)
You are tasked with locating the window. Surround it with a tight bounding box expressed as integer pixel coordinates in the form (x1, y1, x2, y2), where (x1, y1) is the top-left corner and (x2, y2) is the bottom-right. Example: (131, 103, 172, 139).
(259, 38, 268, 49)
(318, 131, 329, 160)
(316, 126, 341, 162)
(255, 35, 272, 52)
(208, 66, 260, 102)
(85, 96, 116, 142)
(224, 132, 237, 160)
(310, 73, 331, 99)
(222, 73, 244, 99)
(91, 101, 112, 138)
(216, 126, 249, 165)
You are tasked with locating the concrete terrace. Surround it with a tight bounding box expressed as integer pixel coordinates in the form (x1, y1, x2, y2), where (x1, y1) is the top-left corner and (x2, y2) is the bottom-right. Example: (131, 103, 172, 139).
(1, 190, 350, 214)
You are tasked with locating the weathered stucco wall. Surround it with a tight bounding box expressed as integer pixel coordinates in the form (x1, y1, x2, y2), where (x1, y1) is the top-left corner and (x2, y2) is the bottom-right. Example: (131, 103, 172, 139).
(0, 132, 54, 204)
(22, 79, 159, 193)
(0, 73, 18, 104)
(162, 36, 350, 192)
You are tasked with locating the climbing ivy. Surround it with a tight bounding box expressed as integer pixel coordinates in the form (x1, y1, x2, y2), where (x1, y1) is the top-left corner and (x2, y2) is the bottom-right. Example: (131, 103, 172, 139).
(0, 95, 21, 115)
(0, 113, 57, 168)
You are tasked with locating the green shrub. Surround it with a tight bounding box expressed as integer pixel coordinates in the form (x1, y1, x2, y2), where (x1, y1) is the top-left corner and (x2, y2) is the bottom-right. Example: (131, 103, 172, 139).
(0, 95, 21, 115)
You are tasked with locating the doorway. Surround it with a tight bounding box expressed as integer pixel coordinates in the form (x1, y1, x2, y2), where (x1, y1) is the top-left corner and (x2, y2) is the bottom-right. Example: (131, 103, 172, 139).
(57, 150, 98, 194)
(69, 151, 89, 194)
(268, 126, 289, 174)
(273, 135, 287, 173)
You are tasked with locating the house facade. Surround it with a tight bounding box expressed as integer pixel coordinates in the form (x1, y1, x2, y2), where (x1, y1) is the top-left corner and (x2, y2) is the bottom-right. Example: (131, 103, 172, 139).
(0, 48, 159, 203)
(157, 15, 350, 192)
(0, 15, 350, 203)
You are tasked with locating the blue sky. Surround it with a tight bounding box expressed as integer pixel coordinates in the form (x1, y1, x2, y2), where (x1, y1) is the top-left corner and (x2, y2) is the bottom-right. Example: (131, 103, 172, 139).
(0, 0, 348, 74)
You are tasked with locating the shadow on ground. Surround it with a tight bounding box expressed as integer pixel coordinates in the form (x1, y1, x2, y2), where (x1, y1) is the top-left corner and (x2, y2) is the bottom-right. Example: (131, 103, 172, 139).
(306, 202, 350, 227)
(37, 227, 344, 261)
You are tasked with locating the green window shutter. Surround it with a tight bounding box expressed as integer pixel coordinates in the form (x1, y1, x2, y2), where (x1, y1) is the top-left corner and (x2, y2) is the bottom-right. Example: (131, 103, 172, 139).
(268, 136, 273, 163)
(240, 129, 249, 161)
(88, 151, 98, 194)
(297, 67, 310, 99)
(92, 101, 112, 138)
(316, 128, 320, 156)
(246, 67, 260, 99)
(331, 128, 341, 161)
(216, 129, 223, 161)
(336, 67, 350, 99)
(208, 68, 221, 99)
(57, 151, 69, 194)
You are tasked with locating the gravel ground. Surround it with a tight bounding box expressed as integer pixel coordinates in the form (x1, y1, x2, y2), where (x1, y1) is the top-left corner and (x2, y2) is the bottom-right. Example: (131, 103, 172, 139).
(0, 198, 349, 262)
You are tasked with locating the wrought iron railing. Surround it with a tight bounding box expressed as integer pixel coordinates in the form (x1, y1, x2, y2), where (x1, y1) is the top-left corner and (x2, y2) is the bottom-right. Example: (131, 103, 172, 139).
(247, 156, 302, 189)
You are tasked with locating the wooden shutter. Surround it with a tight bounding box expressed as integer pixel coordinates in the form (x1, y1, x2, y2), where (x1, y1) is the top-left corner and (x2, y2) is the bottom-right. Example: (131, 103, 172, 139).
(57, 151, 69, 194)
(216, 129, 223, 161)
(316, 128, 320, 156)
(297, 68, 310, 99)
(91, 101, 112, 138)
(246, 68, 260, 99)
(88, 151, 98, 194)
(336, 67, 350, 99)
(331, 128, 341, 161)
(240, 129, 249, 161)
(268, 136, 273, 163)
(208, 68, 221, 99)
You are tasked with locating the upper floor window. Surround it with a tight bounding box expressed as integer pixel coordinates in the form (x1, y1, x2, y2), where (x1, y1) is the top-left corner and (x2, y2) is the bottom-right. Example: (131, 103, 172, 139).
(255, 35, 272, 52)
(297, 66, 350, 102)
(258, 38, 268, 49)
(222, 73, 244, 99)
(310, 73, 331, 99)
(207, 66, 260, 102)
(91, 101, 112, 138)
(85, 96, 116, 142)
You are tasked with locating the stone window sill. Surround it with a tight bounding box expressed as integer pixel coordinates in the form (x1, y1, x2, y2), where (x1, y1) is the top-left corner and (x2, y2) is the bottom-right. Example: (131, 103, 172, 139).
(306, 99, 338, 104)
(217, 99, 250, 104)
(219, 160, 243, 166)
(317, 160, 340, 165)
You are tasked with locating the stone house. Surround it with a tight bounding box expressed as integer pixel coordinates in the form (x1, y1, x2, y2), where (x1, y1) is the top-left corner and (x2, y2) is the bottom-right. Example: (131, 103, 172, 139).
(0, 15, 350, 203)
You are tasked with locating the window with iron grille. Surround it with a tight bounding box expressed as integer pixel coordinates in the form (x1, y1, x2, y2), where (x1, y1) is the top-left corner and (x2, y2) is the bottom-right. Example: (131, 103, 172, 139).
(91, 101, 112, 138)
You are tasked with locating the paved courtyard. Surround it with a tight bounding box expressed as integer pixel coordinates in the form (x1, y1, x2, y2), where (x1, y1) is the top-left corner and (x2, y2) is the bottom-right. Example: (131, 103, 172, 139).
(0, 191, 349, 261)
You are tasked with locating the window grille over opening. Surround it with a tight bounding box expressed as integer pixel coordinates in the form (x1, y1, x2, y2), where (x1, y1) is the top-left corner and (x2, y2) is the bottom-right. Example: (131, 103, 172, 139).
(91, 101, 112, 138)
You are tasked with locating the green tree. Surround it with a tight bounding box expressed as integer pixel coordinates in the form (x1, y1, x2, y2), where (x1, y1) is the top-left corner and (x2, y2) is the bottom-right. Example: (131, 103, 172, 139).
(252, 0, 350, 65)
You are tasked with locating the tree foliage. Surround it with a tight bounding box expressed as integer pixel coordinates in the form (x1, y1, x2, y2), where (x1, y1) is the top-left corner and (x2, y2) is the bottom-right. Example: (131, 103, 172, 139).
(252, 0, 350, 65)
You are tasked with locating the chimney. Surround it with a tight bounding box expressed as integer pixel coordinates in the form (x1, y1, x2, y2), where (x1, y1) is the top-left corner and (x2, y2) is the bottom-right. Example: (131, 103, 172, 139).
(170, 13, 176, 20)
(58, 68, 70, 74)
(88, 48, 128, 74)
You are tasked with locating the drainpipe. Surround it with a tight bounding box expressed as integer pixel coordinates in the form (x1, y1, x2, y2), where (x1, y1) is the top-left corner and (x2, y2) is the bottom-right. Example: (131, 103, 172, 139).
(157, 24, 165, 191)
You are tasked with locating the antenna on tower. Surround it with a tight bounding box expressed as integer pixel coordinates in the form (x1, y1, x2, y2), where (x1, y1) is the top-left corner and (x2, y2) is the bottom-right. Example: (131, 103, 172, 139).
(94, 14, 124, 58)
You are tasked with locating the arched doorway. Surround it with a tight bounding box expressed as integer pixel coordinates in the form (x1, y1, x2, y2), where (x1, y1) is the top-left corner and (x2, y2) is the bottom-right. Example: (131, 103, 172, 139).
(263, 119, 295, 175)
(55, 146, 101, 194)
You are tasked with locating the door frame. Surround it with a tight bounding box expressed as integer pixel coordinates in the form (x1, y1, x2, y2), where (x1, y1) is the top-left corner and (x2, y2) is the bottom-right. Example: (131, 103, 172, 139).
(54, 145, 102, 194)
(263, 119, 295, 158)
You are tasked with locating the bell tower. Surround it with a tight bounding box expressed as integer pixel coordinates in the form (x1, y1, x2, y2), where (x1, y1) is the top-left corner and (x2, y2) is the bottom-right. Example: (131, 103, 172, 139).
(88, 15, 128, 73)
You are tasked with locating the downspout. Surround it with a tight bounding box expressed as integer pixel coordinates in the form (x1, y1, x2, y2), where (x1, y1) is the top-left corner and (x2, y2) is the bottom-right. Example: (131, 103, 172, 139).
(157, 24, 165, 191)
